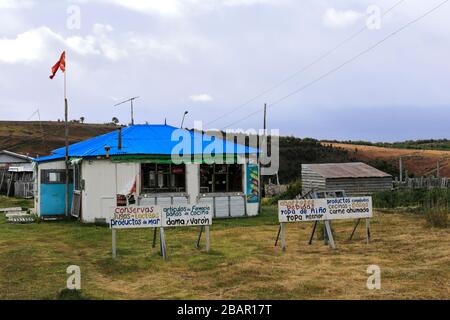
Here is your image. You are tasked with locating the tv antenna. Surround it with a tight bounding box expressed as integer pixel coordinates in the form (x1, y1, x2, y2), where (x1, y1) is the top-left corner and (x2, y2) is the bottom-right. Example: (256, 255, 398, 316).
(114, 96, 139, 125)
(27, 108, 45, 145)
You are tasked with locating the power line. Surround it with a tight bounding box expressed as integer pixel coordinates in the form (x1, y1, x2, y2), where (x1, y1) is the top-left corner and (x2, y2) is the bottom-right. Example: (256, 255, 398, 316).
(221, 0, 449, 129)
(206, 0, 406, 126)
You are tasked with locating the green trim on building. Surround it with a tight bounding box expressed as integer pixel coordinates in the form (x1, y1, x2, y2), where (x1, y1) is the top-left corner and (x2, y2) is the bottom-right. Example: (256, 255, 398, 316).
(109, 154, 243, 164)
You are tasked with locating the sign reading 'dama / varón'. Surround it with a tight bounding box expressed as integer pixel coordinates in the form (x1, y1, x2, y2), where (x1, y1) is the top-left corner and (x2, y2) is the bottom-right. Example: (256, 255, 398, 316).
(278, 197, 372, 223)
(109, 204, 213, 259)
(160, 204, 213, 227)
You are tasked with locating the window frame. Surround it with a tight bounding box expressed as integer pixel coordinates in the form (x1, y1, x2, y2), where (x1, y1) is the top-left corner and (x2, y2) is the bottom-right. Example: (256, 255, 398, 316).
(40, 169, 74, 184)
(200, 163, 243, 194)
(140, 163, 187, 194)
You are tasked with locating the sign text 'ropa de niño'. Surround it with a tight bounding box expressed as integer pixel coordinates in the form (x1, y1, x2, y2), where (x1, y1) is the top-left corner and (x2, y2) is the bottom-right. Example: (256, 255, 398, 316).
(278, 197, 372, 223)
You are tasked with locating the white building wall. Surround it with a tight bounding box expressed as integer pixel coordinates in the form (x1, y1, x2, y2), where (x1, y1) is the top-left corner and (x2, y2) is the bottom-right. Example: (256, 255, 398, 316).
(186, 163, 199, 204)
(81, 160, 138, 223)
(38, 157, 260, 222)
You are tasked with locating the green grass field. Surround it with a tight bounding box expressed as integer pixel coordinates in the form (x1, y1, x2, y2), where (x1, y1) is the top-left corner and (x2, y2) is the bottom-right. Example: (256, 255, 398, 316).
(0, 196, 448, 299)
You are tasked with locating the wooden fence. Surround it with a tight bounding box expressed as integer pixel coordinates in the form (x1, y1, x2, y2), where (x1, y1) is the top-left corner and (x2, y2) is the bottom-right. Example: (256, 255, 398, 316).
(395, 177, 449, 189)
(0, 169, 34, 197)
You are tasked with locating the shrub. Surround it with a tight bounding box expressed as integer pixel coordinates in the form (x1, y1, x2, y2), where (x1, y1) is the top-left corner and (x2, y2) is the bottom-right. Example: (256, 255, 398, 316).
(372, 189, 449, 209)
(424, 207, 448, 228)
(373, 188, 449, 228)
(267, 180, 302, 205)
(56, 288, 90, 300)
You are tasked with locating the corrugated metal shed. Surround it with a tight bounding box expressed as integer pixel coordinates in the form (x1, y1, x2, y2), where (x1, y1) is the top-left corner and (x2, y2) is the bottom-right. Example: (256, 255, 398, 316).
(304, 162, 391, 179)
(34, 124, 258, 163)
(302, 162, 392, 196)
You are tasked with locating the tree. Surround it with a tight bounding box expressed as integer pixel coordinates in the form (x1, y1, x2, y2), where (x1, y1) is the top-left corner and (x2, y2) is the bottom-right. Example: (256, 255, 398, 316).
(112, 117, 119, 125)
(80, 116, 85, 123)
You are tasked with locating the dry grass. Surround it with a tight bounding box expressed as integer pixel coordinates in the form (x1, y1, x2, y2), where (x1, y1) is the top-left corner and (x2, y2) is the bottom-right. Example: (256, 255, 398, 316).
(326, 142, 450, 177)
(0, 203, 448, 300)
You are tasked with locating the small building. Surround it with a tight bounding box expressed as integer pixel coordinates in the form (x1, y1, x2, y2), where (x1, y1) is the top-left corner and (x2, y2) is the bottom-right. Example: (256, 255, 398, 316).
(302, 162, 392, 196)
(33, 124, 260, 223)
(0, 150, 33, 197)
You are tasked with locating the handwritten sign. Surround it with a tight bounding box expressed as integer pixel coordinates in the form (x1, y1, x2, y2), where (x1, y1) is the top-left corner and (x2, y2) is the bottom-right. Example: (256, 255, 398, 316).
(110, 206, 160, 229)
(278, 197, 372, 223)
(160, 204, 213, 227)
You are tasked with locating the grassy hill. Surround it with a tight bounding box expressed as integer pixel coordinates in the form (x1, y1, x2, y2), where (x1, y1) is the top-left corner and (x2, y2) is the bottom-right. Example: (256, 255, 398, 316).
(0, 122, 352, 183)
(327, 142, 450, 178)
(324, 139, 450, 151)
(2, 121, 448, 180)
(277, 136, 349, 183)
(0, 121, 119, 157)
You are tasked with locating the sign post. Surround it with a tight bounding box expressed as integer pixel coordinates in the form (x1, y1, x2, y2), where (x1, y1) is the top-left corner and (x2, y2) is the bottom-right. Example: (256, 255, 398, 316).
(109, 205, 160, 258)
(365, 218, 371, 244)
(159, 227, 167, 260)
(109, 203, 213, 259)
(277, 196, 373, 251)
(280, 222, 286, 252)
(160, 203, 213, 253)
(112, 229, 117, 258)
(324, 220, 335, 249)
(205, 225, 210, 252)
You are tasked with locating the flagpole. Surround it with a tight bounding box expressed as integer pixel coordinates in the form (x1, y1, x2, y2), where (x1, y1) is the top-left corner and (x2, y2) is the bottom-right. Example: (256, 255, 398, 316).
(64, 51, 69, 218)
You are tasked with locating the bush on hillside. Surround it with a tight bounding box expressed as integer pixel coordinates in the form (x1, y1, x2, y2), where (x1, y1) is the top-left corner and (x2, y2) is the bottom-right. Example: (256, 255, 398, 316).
(267, 180, 302, 205)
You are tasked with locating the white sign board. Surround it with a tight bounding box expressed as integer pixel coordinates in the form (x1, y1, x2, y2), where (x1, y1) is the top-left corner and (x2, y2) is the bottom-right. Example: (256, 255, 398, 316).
(110, 206, 161, 229)
(278, 197, 372, 223)
(160, 204, 213, 227)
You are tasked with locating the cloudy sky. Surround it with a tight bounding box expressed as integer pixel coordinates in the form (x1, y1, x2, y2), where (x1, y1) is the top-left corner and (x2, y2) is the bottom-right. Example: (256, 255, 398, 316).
(0, 0, 449, 142)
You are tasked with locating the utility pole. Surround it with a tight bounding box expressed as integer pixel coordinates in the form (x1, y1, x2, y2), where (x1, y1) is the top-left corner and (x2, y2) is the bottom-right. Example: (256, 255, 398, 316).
(259, 103, 267, 214)
(263, 103, 267, 132)
(399, 156, 403, 183)
(114, 96, 139, 125)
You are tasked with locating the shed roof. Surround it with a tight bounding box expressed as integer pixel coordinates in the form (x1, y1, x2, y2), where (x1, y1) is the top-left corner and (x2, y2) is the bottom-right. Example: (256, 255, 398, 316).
(0, 150, 33, 163)
(303, 162, 391, 179)
(34, 124, 258, 163)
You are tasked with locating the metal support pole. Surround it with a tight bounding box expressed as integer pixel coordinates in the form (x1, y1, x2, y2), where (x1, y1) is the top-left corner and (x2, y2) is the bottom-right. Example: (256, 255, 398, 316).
(64, 105, 69, 216)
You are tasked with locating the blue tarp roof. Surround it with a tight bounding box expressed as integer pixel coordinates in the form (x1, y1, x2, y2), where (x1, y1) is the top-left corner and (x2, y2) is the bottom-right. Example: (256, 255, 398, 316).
(34, 124, 258, 163)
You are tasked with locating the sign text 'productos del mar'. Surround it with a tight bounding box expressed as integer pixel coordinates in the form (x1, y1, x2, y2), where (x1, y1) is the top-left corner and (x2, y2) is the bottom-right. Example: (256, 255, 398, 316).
(278, 197, 372, 223)
(110, 204, 213, 229)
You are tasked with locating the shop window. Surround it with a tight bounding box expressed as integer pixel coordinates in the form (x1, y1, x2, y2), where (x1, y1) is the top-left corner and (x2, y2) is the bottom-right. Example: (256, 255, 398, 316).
(200, 164, 242, 193)
(41, 170, 73, 184)
(141, 163, 186, 193)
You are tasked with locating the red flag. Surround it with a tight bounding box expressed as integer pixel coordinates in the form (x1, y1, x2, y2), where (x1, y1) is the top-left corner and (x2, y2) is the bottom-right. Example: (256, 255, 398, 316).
(49, 51, 65, 79)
